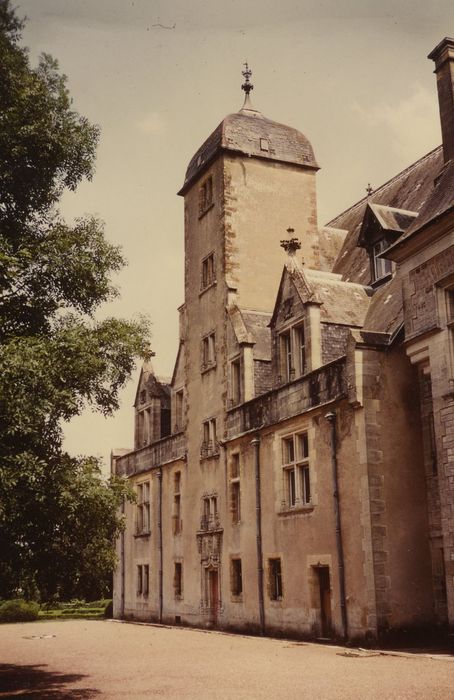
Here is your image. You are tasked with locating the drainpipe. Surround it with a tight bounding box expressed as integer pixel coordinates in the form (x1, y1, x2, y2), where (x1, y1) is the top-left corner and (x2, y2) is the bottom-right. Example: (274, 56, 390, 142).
(157, 468, 163, 624)
(325, 411, 348, 640)
(120, 497, 125, 619)
(251, 435, 265, 635)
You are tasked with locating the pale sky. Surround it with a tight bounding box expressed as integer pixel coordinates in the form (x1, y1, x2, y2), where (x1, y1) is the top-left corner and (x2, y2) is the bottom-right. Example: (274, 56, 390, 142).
(16, 0, 454, 471)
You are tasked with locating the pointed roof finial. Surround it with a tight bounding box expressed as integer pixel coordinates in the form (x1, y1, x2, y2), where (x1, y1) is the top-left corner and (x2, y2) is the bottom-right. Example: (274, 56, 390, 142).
(280, 228, 301, 256)
(366, 183, 374, 197)
(242, 62, 253, 96)
(241, 61, 259, 112)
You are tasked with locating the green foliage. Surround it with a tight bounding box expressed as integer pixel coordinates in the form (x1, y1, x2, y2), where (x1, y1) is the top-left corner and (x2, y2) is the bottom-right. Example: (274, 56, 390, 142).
(0, 599, 39, 623)
(0, 1, 149, 601)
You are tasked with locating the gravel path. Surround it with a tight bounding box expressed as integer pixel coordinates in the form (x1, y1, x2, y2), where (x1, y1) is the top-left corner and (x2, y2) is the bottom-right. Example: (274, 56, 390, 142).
(0, 619, 453, 699)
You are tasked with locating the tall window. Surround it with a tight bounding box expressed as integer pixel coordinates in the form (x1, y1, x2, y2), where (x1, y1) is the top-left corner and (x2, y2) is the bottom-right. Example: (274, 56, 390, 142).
(294, 324, 306, 376)
(173, 471, 182, 535)
(268, 558, 283, 600)
(282, 433, 310, 508)
(137, 564, 149, 596)
(231, 558, 243, 598)
(174, 389, 184, 432)
(201, 418, 217, 457)
(373, 240, 392, 281)
(201, 495, 218, 530)
(447, 288, 454, 324)
(280, 331, 293, 382)
(230, 453, 241, 524)
(201, 252, 215, 290)
(174, 562, 183, 598)
(199, 175, 213, 216)
(231, 358, 242, 405)
(201, 332, 216, 370)
(136, 481, 151, 534)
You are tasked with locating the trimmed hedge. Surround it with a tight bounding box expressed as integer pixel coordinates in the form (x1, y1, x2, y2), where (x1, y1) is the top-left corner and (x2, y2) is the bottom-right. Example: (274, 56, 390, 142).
(0, 599, 39, 623)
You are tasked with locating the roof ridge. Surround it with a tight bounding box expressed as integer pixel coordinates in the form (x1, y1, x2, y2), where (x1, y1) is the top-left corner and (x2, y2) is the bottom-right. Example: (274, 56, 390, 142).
(325, 145, 442, 227)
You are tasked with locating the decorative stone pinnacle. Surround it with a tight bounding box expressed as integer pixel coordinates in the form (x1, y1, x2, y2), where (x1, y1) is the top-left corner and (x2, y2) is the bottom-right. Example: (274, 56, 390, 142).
(280, 230, 301, 255)
(142, 345, 156, 361)
(366, 183, 374, 197)
(241, 62, 254, 95)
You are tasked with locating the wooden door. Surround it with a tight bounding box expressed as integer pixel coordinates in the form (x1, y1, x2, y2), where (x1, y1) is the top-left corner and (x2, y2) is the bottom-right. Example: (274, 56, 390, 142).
(209, 569, 219, 625)
(317, 566, 332, 637)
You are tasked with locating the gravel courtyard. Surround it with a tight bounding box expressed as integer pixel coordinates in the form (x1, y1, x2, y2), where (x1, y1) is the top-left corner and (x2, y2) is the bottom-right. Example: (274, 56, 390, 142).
(0, 619, 453, 699)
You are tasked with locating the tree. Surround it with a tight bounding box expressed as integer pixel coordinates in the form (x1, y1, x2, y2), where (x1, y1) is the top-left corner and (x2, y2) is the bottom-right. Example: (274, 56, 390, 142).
(0, 0, 149, 600)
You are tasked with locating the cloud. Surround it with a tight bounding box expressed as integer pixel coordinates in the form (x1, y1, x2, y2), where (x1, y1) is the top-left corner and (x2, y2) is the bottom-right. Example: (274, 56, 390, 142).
(136, 112, 166, 135)
(352, 84, 440, 162)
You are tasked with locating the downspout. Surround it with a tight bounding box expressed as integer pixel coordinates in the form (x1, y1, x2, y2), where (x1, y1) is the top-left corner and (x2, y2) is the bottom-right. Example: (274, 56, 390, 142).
(120, 496, 125, 619)
(251, 435, 265, 635)
(325, 411, 348, 640)
(157, 468, 163, 624)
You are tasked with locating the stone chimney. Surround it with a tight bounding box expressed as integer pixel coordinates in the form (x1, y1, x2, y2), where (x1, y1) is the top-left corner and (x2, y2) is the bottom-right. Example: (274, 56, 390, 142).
(429, 37, 454, 163)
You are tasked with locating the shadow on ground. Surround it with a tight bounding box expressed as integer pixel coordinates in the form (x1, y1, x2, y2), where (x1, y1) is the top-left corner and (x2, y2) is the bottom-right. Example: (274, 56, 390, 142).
(0, 663, 100, 699)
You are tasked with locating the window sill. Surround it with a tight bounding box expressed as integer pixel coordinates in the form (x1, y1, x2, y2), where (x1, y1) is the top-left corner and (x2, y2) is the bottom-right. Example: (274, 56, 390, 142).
(200, 452, 220, 462)
(199, 280, 217, 297)
(231, 594, 243, 603)
(278, 505, 314, 517)
(370, 271, 392, 289)
(134, 531, 151, 538)
(201, 362, 216, 375)
(198, 202, 215, 219)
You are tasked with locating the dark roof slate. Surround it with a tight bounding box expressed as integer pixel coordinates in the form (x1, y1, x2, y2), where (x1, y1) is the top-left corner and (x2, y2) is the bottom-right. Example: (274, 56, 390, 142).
(362, 275, 403, 336)
(328, 146, 443, 284)
(180, 109, 318, 194)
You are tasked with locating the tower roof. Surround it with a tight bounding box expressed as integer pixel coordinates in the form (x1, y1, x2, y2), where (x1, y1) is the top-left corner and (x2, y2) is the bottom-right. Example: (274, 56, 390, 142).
(178, 107, 319, 195)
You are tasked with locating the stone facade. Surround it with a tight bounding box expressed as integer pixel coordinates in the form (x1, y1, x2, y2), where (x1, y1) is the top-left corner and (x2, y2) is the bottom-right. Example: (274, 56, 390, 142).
(112, 42, 454, 642)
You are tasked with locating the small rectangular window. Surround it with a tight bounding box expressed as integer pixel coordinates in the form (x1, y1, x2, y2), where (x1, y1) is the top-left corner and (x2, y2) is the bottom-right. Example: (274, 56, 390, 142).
(143, 564, 149, 596)
(294, 324, 306, 376)
(280, 331, 293, 382)
(201, 253, 215, 290)
(137, 565, 143, 595)
(269, 558, 283, 600)
(231, 558, 243, 597)
(174, 562, 183, 598)
(201, 332, 216, 370)
(201, 495, 218, 530)
(260, 138, 269, 151)
(231, 358, 242, 405)
(174, 389, 184, 431)
(201, 418, 217, 457)
(373, 241, 392, 281)
(199, 176, 213, 216)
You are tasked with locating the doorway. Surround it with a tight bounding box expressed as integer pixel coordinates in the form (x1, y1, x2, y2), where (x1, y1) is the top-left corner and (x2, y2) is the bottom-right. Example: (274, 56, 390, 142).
(315, 566, 332, 637)
(207, 568, 219, 626)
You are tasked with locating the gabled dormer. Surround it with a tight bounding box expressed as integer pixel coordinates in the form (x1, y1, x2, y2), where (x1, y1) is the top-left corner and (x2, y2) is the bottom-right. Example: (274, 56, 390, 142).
(134, 356, 171, 449)
(358, 202, 417, 287)
(270, 238, 322, 385)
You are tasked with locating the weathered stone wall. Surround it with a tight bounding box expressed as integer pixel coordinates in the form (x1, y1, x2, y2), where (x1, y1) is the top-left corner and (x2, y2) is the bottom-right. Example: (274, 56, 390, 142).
(254, 359, 272, 396)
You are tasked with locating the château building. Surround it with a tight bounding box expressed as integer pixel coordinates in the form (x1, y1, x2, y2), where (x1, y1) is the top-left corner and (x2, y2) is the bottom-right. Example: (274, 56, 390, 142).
(112, 39, 454, 643)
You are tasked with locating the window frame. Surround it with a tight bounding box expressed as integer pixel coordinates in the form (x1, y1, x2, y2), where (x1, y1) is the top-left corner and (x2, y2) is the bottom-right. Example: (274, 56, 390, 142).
(201, 331, 216, 371)
(230, 453, 241, 524)
(199, 175, 214, 217)
(268, 558, 283, 601)
(201, 417, 218, 458)
(231, 558, 243, 599)
(201, 252, 216, 291)
(136, 481, 151, 536)
(281, 432, 311, 510)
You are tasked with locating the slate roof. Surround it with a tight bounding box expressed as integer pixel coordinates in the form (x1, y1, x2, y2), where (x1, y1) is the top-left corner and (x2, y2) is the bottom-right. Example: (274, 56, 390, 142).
(362, 275, 403, 336)
(179, 107, 319, 194)
(241, 310, 272, 361)
(367, 203, 418, 233)
(388, 158, 454, 247)
(328, 146, 443, 284)
(304, 269, 370, 327)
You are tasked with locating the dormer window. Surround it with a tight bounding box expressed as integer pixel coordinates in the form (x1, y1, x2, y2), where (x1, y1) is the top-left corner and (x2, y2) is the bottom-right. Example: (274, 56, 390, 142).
(260, 138, 269, 152)
(373, 240, 393, 281)
(358, 202, 417, 287)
